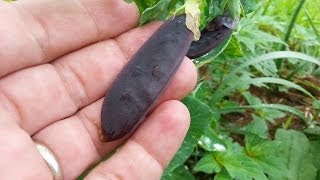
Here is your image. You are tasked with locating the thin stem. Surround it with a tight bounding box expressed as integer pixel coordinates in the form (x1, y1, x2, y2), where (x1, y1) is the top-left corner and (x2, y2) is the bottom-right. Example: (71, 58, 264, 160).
(276, 0, 307, 69)
(262, 0, 272, 15)
(304, 7, 320, 40)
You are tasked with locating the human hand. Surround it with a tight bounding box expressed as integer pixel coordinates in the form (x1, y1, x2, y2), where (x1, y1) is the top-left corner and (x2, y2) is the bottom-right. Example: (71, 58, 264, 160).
(0, 0, 197, 179)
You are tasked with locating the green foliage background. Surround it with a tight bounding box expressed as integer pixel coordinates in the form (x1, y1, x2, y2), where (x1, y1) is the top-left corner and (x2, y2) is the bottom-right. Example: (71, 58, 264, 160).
(125, 0, 241, 30)
(159, 0, 320, 179)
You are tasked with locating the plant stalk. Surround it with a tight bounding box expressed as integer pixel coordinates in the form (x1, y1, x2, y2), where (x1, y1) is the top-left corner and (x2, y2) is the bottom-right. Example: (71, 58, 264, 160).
(276, 0, 307, 70)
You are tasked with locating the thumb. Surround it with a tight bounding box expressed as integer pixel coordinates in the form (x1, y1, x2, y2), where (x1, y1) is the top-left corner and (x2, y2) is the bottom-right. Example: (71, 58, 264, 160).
(85, 100, 190, 180)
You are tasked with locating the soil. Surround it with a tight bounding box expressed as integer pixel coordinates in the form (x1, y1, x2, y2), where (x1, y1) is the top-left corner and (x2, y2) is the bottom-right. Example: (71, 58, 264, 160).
(222, 75, 320, 139)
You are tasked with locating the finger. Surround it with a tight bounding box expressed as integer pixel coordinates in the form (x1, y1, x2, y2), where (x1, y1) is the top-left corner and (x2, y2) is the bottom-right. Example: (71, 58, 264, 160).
(31, 58, 196, 179)
(31, 99, 126, 180)
(86, 100, 190, 180)
(0, 23, 197, 135)
(0, 115, 52, 179)
(0, 22, 160, 134)
(33, 100, 190, 179)
(0, 0, 139, 77)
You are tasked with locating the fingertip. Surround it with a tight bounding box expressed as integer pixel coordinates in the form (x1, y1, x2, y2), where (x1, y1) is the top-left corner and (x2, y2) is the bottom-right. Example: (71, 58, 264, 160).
(148, 100, 191, 137)
(162, 58, 198, 101)
(113, 0, 140, 31)
(131, 100, 191, 167)
(115, 21, 163, 58)
(85, 100, 191, 179)
(184, 57, 198, 92)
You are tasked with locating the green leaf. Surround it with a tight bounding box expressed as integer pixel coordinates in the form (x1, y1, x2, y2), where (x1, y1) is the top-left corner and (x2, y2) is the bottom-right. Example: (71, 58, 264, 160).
(246, 140, 288, 178)
(193, 152, 221, 174)
(163, 165, 195, 180)
(237, 19, 287, 53)
(270, 129, 318, 180)
(244, 118, 288, 178)
(238, 36, 256, 53)
(245, 115, 268, 140)
(242, 93, 287, 123)
(257, 108, 286, 123)
(242, 91, 262, 105)
(198, 0, 222, 29)
(218, 103, 309, 122)
(226, 0, 241, 20)
(304, 126, 320, 136)
(198, 132, 227, 152)
(125, 0, 242, 31)
(162, 96, 213, 178)
(209, 74, 252, 104)
(214, 170, 233, 180)
(194, 33, 233, 67)
(310, 141, 320, 169)
(313, 100, 320, 110)
(212, 51, 320, 102)
(249, 77, 316, 100)
(140, 0, 171, 25)
(252, 60, 278, 77)
(222, 35, 245, 57)
(194, 81, 213, 103)
(240, 0, 259, 14)
(215, 152, 268, 180)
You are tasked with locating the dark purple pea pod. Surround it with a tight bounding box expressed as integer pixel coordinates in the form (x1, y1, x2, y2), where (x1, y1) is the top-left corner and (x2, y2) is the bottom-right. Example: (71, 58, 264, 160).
(186, 15, 236, 59)
(101, 15, 193, 141)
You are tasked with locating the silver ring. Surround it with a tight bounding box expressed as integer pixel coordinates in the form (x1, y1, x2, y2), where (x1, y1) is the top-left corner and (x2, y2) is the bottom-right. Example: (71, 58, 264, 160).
(34, 141, 63, 180)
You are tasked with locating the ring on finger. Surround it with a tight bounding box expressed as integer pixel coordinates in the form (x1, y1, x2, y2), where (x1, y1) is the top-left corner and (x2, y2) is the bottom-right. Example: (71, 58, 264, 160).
(34, 141, 63, 180)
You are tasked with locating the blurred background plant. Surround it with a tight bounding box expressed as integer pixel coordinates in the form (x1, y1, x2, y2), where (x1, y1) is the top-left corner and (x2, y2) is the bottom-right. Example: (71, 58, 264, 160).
(162, 0, 320, 179)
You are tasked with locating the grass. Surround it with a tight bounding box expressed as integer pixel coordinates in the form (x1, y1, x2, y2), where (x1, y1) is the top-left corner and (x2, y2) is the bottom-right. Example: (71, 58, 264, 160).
(162, 0, 320, 179)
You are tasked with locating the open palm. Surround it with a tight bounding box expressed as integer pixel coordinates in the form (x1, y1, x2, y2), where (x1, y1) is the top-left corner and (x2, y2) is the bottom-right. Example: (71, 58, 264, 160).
(0, 0, 197, 179)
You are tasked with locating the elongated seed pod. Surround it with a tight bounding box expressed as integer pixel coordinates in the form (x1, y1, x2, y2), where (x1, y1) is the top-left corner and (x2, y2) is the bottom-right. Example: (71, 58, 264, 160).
(101, 16, 193, 141)
(186, 16, 235, 59)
